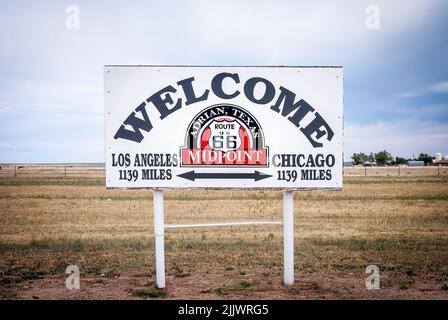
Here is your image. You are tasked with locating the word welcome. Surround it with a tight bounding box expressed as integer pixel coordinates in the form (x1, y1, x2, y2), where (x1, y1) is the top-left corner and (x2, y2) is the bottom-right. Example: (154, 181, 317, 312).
(114, 72, 334, 147)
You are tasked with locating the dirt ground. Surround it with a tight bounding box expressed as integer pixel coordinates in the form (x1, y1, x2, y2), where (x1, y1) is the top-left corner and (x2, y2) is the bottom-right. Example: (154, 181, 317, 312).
(1, 174, 448, 300)
(12, 271, 448, 300)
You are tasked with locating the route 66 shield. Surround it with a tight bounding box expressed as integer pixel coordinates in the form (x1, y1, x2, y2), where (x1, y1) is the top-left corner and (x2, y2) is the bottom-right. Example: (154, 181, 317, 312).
(207, 119, 242, 153)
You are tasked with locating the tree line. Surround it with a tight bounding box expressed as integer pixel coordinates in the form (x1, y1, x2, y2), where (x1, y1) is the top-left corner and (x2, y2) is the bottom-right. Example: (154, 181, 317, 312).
(351, 151, 434, 166)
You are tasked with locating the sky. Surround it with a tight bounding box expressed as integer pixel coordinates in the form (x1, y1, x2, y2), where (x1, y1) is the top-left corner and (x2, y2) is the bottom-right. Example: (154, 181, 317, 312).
(0, 0, 447, 163)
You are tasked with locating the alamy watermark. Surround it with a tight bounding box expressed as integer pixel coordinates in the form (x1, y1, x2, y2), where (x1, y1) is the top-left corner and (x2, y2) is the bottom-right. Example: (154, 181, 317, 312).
(365, 265, 380, 290)
(65, 5, 80, 30)
(65, 265, 80, 290)
(365, 5, 380, 30)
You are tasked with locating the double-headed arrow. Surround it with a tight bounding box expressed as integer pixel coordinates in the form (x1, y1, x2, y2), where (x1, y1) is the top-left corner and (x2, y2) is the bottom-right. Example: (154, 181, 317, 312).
(177, 170, 272, 182)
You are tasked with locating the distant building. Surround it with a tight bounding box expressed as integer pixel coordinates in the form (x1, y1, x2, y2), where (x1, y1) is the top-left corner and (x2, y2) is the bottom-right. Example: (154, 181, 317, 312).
(344, 161, 354, 167)
(435, 153, 442, 162)
(435, 160, 448, 167)
(363, 161, 377, 167)
(408, 160, 425, 167)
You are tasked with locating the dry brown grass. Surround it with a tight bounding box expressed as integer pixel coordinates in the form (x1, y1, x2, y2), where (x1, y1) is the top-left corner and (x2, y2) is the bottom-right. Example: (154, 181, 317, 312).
(0, 174, 447, 299)
(1, 164, 448, 178)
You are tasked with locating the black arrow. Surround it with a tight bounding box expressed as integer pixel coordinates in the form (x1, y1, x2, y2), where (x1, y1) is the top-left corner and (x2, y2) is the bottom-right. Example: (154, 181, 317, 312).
(177, 170, 272, 182)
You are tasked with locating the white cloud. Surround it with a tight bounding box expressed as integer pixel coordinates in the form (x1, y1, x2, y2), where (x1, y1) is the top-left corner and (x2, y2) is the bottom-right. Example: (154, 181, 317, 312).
(345, 120, 448, 159)
(390, 104, 448, 118)
(395, 90, 424, 98)
(396, 80, 448, 98)
(1, 0, 446, 115)
(0, 138, 104, 163)
(0, 79, 103, 115)
(430, 81, 448, 93)
(187, 0, 436, 65)
(0, 0, 447, 162)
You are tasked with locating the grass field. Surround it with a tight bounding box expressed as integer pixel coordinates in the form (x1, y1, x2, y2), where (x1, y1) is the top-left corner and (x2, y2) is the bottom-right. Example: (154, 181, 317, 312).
(0, 173, 448, 299)
(1, 164, 448, 178)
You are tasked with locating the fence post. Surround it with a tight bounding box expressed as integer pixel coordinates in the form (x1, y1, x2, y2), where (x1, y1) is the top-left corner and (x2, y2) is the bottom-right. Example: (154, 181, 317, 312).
(283, 190, 294, 285)
(153, 189, 165, 289)
(14, 166, 17, 177)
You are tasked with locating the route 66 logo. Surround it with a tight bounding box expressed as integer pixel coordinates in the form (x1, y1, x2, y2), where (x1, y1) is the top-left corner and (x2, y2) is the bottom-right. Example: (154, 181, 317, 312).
(207, 120, 242, 153)
(180, 104, 268, 167)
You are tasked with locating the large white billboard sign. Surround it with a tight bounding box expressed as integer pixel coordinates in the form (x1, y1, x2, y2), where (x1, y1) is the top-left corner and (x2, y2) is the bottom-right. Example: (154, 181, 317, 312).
(105, 66, 343, 189)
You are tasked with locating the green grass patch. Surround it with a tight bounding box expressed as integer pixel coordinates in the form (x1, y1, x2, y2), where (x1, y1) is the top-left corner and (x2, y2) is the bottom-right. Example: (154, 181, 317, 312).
(172, 262, 191, 278)
(0, 289, 17, 299)
(214, 280, 254, 295)
(130, 288, 166, 298)
(0, 238, 153, 252)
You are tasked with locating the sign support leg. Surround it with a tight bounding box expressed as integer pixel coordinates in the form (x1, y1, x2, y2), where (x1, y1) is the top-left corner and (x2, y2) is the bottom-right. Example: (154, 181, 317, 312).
(153, 189, 166, 289)
(283, 190, 294, 285)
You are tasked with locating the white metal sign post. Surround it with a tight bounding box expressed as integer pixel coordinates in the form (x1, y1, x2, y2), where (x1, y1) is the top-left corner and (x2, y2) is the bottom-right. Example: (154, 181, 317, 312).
(283, 190, 294, 285)
(152, 190, 293, 288)
(104, 66, 343, 288)
(153, 189, 165, 288)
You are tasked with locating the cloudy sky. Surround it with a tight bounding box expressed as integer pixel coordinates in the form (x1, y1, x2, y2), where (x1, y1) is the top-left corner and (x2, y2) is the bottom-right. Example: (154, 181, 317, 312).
(0, 0, 447, 163)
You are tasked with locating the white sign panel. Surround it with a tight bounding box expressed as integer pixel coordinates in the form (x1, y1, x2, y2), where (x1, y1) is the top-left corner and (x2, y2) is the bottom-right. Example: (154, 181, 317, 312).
(105, 66, 343, 189)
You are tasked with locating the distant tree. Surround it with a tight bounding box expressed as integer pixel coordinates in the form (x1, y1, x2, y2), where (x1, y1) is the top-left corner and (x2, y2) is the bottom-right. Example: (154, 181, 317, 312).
(374, 150, 393, 166)
(368, 152, 375, 162)
(395, 157, 407, 165)
(418, 153, 433, 165)
(352, 152, 367, 165)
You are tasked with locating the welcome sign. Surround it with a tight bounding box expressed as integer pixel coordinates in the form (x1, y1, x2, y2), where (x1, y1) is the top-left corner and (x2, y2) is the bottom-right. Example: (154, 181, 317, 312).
(105, 66, 343, 189)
